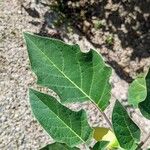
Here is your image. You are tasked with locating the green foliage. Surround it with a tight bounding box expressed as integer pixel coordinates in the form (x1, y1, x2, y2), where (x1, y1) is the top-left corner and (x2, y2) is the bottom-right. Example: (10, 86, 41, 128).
(128, 76, 147, 107)
(93, 127, 119, 149)
(112, 100, 141, 149)
(24, 32, 112, 111)
(139, 69, 150, 119)
(30, 89, 92, 147)
(40, 142, 79, 150)
(24, 32, 150, 150)
(93, 141, 109, 150)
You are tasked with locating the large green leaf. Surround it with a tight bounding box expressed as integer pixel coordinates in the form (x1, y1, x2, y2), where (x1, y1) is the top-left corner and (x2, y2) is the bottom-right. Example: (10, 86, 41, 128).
(29, 89, 93, 147)
(40, 142, 79, 150)
(112, 100, 141, 150)
(93, 141, 109, 150)
(24, 32, 112, 110)
(128, 76, 147, 107)
(139, 69, 150, 119)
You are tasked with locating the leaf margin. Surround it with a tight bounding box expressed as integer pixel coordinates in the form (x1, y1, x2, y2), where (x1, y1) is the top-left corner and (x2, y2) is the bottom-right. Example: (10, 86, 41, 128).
(112, 100, 141, 150)
(29, 88, 93, 147)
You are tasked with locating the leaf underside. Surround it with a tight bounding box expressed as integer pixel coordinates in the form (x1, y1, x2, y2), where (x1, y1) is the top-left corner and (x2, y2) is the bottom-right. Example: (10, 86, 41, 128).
(24, 32, 112, 111)
(40, 142, 79, 150)
(30, 89, 93, 147)
(128, 76, 147, 107)
(112, 100, 141, 150)
(139, 69, 150, 119)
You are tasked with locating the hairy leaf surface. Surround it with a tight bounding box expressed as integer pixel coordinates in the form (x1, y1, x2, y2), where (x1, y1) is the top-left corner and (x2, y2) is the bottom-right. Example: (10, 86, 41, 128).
(29, 89, 93, 147)
(128, 76, 147, 107)
(93, 141, 109, 150)
(40, 142, 79, 150)
(139, 69, 150, 119)
(24, 32, 112, 110)
(112, 100, 141, 150)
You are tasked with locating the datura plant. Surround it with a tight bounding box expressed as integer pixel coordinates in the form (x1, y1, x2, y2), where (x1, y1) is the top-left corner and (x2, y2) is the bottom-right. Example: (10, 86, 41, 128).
(24, 32, 150, 150)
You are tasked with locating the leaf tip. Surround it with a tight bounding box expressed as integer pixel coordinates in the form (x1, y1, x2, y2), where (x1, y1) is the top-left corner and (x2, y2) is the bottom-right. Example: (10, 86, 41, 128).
(28, 88, 38, 97)
(23, 32, 31, 38)
(23, 32, 36, 43)
(114, 100, 120, 106)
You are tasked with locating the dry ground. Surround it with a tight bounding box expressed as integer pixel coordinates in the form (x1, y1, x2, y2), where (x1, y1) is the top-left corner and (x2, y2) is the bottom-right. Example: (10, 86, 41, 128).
(0, 0, 150, 149)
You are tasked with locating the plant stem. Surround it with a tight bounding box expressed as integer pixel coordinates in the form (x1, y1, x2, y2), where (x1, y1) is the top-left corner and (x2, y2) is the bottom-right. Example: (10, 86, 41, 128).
(93, 102, 112, 129)
(97, 93, 118, 129)
(97, 93, 118, 130)
(100, 93, 118, 129)
(94, 91, 117, 130)
(136, 131, 150, 149)
(100, 109, 112, 129)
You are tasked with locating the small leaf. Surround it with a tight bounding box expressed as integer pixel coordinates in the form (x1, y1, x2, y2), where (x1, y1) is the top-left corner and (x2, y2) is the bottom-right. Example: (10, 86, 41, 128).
(93, 141, 109, 150)
(93, 127, 109, 141)
(24, 32, 112, 111)
(40, 142, 79, 150)
(128, 76, 147, 107)
(139, 69, 150, 119)
(93, 127, 119, 149)
(112, 100, 141, 150)
(29, 89, 93, 147)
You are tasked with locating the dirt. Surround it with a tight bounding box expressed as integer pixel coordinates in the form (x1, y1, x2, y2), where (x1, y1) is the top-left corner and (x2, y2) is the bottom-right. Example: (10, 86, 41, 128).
(0, 0, 150, 149)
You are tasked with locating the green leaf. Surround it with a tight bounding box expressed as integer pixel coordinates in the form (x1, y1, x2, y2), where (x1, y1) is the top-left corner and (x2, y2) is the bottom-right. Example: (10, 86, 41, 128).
(128, 76, 147, 107)
(93, 127, 119, 149)
(24, 32, 112, 110)
(93, 141, 109, 150)
(139, 69, 150, 119)
(112, 100, 141, 150)
(93, 127, 109, 141)
(40, 142, 79, 150)
(29, 89, 93, 147)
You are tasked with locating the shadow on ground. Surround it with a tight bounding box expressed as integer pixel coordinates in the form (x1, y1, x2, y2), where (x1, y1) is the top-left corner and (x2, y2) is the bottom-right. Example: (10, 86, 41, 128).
(22, 0, 150, 83)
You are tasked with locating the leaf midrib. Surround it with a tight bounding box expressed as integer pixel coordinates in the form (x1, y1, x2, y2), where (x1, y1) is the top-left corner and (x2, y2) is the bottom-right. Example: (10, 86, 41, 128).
(32, 91, 86, 144)
(26, 35, 100, 107)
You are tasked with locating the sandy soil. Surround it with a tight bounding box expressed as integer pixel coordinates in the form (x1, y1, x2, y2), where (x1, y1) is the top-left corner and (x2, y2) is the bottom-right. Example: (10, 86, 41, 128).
(0, 0, 150, 149)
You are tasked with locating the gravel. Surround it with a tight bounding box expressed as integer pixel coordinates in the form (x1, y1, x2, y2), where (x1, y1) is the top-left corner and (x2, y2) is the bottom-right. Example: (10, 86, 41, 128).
(0, 0, 150, 149)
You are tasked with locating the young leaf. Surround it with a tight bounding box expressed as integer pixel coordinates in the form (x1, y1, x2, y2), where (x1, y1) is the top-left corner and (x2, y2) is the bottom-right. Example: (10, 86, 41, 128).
(128, 76, 147, 107)
(24, 32, 112, 111)
(139, 69, 150, 119)
(93, 141, 109, 150)
(93, 127, 109, 141)
(29, 89, 93, 147)
(112, 100, 141, 150)
(93, 127, 119, 149)
(40, 142, 79, 150)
